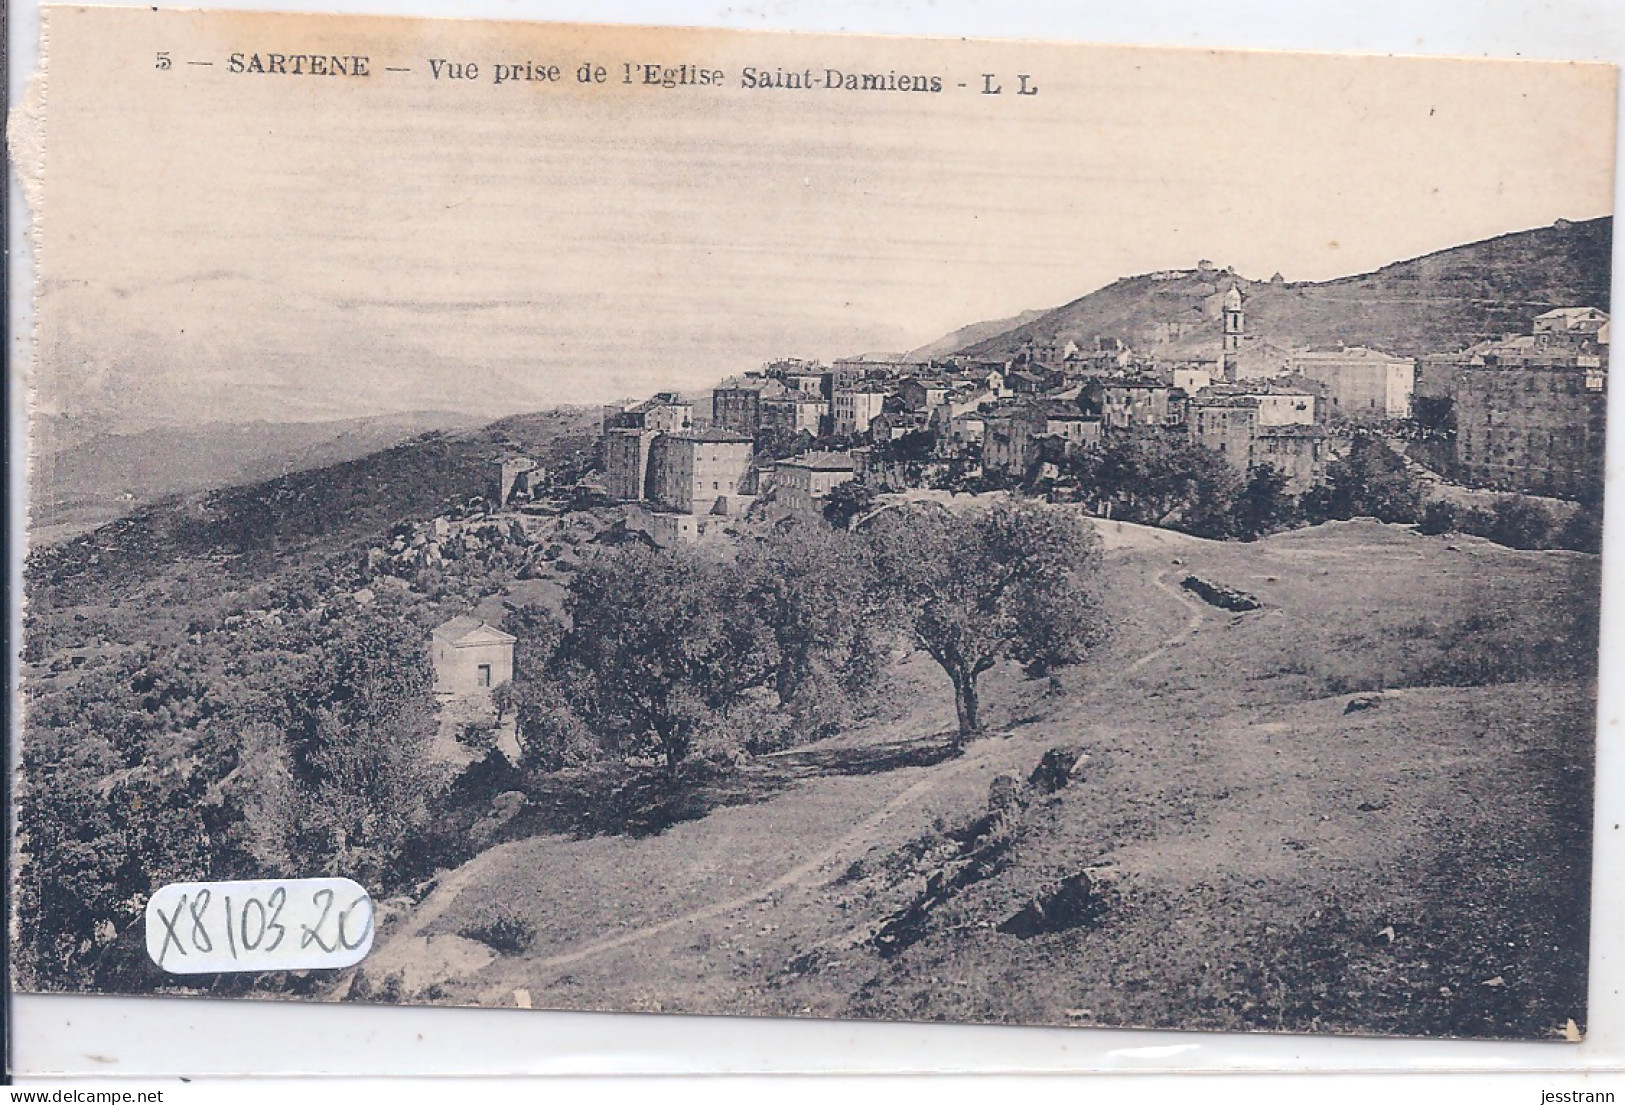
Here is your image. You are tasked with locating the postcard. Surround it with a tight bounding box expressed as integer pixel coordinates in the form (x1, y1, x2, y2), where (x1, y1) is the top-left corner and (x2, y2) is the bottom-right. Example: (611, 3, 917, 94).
(13, 5, 1616, 1041)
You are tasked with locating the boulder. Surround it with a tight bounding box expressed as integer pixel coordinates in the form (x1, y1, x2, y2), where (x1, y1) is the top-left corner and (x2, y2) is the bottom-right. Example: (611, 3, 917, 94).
(1028, 746, 1087, 793)
(998, 872, 1108, 937)
(1344, 694, 1384, 714)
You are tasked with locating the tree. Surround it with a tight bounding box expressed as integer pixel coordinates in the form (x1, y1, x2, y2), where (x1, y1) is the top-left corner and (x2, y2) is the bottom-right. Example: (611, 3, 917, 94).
(1304, 436, 1422, 524)
(1488, 495, 1555, 550)
(822, 480, 878, 530)
(491, 679, 516, 723)
(503, 601, 565, 684)
(1417, 499, 1461, 536)
(1555, 503, 1604, 554)
(737, 521, 882, 737)
(285, 611, 445, 884)
(1066, 433, 1240, 534)
(563, 544, 776, 774)
(864, 500, 1106, 747)
(1230, 465, 1296, 540)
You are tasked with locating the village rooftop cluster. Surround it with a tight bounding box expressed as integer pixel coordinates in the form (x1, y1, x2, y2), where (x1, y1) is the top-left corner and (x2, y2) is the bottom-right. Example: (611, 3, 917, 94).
(580, 281, 1609, 547)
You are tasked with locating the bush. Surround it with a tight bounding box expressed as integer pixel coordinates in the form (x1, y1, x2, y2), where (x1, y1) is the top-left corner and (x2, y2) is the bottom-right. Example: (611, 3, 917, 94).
(1417, 500, 1460, 536)
(1459, 505, 1497, 535)
(516, 694, 602, 772)
(1487, 496, 1554, 550)
(458, 720, 498, 753)
(459, 910, 536, 955)
(1554, 505, 1604, 553)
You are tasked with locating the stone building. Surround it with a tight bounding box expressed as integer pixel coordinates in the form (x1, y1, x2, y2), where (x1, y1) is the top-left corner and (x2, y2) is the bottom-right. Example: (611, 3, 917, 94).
(431, 616, 516, 699)
(868, 409, 930, 442)
(647, 430, 756, 515)
(711, 375, 786, 435)
(1186, 393, 1329, 492)
(493, 456, 540, 506)
(602, 392, 692, 435)
(1171, 366, 1213, 395)
(774, 451, 857, 513)
(1433, 310, 1608, 499)
(1095, 378, 1178, 430)
(603, 428, 660, 501)
(898, 378, 951, 413)
(1187, 394, 1259, 469)
(1252, 424, 1332, 492)
(1194, 382, 1318, 426)
(767, 361, 832, 400)
(761, 393, 830, 437)
(982, 411, 1040, 478)
(1534, 306, 1609, 338)
(982, 402, 1102, 478)
(941, 411, 987, 453)
(1290, 347, 1415, 421)
(831, 354, 923, 389)
(602, 393, 694, 500)
(1452, 354, 1607, 499)
(833, 386, 889, 436)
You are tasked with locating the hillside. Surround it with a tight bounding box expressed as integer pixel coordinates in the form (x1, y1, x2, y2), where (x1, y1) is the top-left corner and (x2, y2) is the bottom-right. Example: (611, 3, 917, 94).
(908, 308, 1050, 360)
(25, 406, 602, 608)
(352, 520, 1596, 1039)
(961, 216, 1612, 360)
(29, 411, 487, 545)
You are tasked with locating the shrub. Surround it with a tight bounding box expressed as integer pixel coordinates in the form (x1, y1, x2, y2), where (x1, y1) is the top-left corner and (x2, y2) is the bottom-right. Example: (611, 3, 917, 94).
(459, 911, 536, 955)
(458, 720, 498, 753)
(1487, 497, 1554, 550)
(1554, 505, 1604, 553)
(1417, 500, 1460, 536)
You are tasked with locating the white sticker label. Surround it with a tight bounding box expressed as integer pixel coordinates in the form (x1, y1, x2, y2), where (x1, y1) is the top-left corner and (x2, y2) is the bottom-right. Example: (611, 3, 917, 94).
(145, 877, 375, 973)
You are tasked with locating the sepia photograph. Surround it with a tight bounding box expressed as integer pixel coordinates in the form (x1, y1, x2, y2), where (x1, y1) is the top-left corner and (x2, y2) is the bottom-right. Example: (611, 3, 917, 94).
(11, 4, 1618, 1044)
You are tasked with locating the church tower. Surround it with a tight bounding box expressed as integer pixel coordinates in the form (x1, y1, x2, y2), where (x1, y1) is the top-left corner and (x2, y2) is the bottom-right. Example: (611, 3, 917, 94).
(1221, 283, 1244, 381)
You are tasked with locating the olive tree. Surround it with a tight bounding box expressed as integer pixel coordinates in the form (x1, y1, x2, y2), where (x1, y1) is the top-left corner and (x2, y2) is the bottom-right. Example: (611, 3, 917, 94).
(863, 499, 1106, 746)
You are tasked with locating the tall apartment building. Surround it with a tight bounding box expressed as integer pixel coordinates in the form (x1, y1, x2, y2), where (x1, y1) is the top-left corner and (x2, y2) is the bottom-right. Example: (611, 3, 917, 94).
(1439, 310, 1608, 499)
(647, 431, 756, 515)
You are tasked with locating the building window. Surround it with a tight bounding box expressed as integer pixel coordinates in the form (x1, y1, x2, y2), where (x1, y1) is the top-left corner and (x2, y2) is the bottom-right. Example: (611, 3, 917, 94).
(478, 664, 492, 688)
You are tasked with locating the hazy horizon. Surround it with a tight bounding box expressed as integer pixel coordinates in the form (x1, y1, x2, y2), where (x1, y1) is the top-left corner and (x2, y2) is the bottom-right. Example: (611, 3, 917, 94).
(32, 9, 1617, 429)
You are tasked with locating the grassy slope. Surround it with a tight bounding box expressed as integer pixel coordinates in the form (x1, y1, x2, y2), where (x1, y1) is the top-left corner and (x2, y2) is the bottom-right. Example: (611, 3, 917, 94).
(961, 216, 1612, 359)
(356, 520, 1597, 1040)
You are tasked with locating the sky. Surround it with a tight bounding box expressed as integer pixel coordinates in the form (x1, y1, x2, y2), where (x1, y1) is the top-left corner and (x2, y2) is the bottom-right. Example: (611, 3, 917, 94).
(31, 6, 1619, 427)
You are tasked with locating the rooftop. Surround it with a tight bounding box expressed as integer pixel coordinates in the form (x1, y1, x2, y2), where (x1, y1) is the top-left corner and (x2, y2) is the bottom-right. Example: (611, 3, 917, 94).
(1536, 306, 1608, 320)
(674, 429, 755, 444)
(1256, 424, 1331, 439)
(1293, 346, 1410, 363)
(432, 616, 517, 645)
(778, 451, 857, 471)
(715, 375, 785, 392)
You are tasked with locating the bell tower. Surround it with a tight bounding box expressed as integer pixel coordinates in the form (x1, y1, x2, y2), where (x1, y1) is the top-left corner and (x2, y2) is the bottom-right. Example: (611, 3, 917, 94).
(1221, 283, 1244, 381)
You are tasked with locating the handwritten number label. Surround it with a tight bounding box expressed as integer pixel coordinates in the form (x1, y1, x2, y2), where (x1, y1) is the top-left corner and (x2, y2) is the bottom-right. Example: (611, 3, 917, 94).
(300, 887, 335, 952)
(145, 878, 373, 973)
(155, 51, 171, 70)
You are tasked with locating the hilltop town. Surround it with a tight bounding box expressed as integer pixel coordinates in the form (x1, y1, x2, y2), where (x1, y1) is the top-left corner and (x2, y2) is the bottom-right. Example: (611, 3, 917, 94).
(488, 279, 1607, 545)
(387, 262, 1610, 714)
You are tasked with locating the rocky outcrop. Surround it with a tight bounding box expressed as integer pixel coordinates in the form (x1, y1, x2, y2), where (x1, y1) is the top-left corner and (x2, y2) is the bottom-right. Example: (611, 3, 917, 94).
(1181, 575, 1262, 612)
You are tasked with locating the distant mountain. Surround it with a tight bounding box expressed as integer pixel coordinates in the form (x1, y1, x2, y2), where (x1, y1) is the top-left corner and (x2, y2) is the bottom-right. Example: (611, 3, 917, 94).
(959, 216, 1613, 361)
(29, 411, 486, 544)
(26, 407, 603, 604)
(908, 310, 1050, 360)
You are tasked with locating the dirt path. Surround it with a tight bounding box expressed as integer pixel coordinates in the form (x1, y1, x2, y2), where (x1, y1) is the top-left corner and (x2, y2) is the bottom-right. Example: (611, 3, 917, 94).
(1120, 569, 1206, 678)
